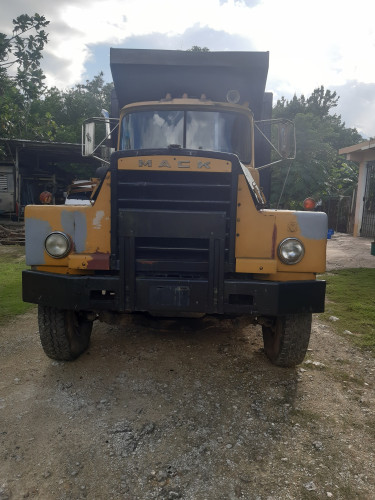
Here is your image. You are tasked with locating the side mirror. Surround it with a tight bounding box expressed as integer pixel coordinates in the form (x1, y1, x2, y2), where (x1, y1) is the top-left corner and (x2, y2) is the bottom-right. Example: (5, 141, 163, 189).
(82, 114, 119, 162)
(277, 120, 295, 159)
(101, 109, 111, 139)
(82, 121, 96, 156)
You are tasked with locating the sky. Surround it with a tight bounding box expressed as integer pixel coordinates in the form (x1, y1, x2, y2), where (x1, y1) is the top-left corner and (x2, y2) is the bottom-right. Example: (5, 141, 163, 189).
(1, 0, 375, 138)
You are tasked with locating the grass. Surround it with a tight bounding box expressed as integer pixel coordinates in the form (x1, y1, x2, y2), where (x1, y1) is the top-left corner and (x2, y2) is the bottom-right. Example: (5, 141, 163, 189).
(321, 268, 375, 353)
(0, 245, 33, 324)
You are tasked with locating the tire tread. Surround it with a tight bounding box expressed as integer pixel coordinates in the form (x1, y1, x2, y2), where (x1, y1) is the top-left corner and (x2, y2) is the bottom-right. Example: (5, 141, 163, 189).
(38, 306, 92, 361)
(263, 313, 312, 367)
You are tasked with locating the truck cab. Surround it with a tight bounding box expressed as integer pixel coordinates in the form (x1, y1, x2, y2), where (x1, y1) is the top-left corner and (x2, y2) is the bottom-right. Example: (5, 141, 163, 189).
(23, 49, 327, 366)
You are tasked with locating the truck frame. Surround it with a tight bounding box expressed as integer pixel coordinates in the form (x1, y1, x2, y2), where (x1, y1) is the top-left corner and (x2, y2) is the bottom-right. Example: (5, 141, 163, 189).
(22, 49, 327, 366)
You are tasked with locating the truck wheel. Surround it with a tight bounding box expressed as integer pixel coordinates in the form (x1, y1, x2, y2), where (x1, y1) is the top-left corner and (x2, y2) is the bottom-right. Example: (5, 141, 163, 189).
(262, 313, 312, 367)
(38, 305, 93, 361)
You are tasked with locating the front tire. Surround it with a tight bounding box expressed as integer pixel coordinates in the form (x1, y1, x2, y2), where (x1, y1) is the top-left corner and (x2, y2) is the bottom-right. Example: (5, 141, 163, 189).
(262, 313, 312, 367)
(38, 306, 93, 361)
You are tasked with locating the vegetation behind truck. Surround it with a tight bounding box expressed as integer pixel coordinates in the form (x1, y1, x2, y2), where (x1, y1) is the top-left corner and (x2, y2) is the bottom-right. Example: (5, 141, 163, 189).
(22, 49, 327, 366)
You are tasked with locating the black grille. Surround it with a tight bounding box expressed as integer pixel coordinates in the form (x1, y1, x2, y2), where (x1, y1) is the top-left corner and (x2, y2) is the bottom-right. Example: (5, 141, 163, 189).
(135, 236, 209, 277)
(117, 170, 232, 211)
(116, 169, 236, 277)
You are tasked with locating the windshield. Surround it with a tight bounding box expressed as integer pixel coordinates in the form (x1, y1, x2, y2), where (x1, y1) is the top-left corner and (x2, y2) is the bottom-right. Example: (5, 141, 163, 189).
(120, 109, 251, 163)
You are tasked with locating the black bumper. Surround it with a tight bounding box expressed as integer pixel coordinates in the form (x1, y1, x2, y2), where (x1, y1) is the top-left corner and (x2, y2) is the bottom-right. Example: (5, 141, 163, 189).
(22, 270, 325, 316)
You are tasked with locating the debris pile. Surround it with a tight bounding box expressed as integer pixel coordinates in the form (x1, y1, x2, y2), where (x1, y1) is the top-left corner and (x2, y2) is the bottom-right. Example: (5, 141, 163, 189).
(0, 223, 25, 245)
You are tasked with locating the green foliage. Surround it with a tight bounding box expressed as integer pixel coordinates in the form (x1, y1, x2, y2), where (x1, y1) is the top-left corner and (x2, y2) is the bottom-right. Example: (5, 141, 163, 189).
(0, 14, 112, 145)
(0, 13, 50, 143)
(187, 46, 210, 52)
(31, 73, 114, 143)
(321, 268, 375, 352)
(0, 13, 49, 99)
(0, 247, 33, 324)
(271, 86, 362, 208)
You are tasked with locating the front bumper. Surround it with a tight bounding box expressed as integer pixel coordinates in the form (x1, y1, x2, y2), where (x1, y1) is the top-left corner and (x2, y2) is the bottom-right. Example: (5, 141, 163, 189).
(22, 270, 325, 316)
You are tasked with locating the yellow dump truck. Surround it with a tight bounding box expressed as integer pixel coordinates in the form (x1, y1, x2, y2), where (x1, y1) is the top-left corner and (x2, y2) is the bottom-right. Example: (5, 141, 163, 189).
(22, 49, 327, 366)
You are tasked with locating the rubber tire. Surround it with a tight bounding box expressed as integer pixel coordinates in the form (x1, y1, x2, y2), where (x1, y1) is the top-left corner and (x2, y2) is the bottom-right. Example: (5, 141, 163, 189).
(262, 313, 312, 367)
(38, 305, 93, 361)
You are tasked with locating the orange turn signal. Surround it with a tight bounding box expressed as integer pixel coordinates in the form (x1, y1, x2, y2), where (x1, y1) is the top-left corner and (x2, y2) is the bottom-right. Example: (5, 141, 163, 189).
(303, 197, 316, 211)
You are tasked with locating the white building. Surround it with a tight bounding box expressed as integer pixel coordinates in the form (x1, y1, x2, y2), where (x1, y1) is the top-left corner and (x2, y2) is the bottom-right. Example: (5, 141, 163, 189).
(339, 140, 375, 237)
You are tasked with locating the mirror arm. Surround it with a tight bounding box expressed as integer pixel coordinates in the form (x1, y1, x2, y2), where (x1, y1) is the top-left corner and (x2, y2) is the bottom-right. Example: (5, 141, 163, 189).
(254, 118, 296, 170)
(254, 121, 284, 158)
(256, 158, 285, 171)
(91, 155, 110, 165)
(91, 121, 119, 155)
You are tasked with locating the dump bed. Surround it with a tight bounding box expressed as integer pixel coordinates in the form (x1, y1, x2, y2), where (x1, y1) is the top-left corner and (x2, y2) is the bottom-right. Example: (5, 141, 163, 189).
(110, 48, 269, 119)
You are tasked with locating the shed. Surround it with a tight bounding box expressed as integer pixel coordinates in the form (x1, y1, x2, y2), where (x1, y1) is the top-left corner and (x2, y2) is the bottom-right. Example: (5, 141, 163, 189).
(0, 138, 97, 219)
(339, 140, 375, 237)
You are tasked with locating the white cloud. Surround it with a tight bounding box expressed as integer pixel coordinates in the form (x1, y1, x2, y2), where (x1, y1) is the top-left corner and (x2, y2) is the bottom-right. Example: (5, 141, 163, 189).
(334, 81, 375, 137)
(1, 0, 375, 135)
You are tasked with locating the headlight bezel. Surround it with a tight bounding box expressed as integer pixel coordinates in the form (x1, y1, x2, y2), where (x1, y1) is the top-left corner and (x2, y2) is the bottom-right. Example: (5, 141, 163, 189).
(277, 237, 305, 265)
(44, 231, 72, 259)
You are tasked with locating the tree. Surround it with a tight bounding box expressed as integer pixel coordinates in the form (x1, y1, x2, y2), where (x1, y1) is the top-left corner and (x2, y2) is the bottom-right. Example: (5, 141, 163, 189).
(270, 87, 362, 209)
(0, 14, 113, 145)
(0, 13, 49, 99)
(32, 73, 114, 143)
(0, 14, 49, 144)
(187, 46, 210, 52)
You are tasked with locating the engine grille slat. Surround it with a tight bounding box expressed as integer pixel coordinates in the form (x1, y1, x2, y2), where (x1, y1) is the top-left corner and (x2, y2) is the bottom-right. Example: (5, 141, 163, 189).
(117, 198, 231, 206)
(118, 181, 231, 188)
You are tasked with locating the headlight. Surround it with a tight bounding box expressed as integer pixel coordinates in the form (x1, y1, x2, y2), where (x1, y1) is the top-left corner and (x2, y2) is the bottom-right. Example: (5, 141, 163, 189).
(45, 232, 71, 258)
(278, 238, 304, 265)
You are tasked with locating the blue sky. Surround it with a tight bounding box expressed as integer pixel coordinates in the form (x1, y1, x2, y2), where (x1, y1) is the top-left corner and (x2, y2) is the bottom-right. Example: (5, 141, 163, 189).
(2, 0, 375, 137)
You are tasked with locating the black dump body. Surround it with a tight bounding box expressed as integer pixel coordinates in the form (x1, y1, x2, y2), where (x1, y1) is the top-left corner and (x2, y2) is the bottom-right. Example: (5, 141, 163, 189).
(110, 48, 269, 119)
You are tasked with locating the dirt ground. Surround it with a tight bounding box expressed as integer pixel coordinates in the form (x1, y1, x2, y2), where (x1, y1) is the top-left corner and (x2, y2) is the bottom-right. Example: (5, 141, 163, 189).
(1, 233, 375, 500)
(325, 233, 375, 271)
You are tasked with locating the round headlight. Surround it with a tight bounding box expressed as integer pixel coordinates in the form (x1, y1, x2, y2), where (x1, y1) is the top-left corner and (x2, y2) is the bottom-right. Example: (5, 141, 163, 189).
(45, 232, 71, 258)
(278, 238, 305, 265)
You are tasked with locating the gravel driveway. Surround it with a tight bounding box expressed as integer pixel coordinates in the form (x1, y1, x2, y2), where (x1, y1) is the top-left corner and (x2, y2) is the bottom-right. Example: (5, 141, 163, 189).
(326, 233, 375, 271)
(1, 234, 374, 499)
